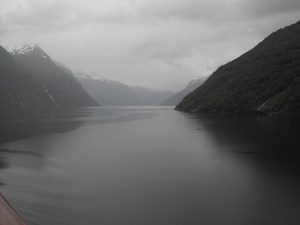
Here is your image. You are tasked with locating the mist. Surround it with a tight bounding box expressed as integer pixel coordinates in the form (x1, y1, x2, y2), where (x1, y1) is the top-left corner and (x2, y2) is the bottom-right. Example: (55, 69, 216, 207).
(1, 0, 300, 91)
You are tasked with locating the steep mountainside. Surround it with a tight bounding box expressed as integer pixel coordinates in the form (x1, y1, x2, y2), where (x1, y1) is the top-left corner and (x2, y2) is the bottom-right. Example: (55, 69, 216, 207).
(54, 61, 74, 76)
(74, 72, 141, 106)
(7, 44, 98, 107)
(130, 86, 174, 105)
(160, 77, 207, 106)
(0, 46, 58, 108)
(175, 20, 300, 115)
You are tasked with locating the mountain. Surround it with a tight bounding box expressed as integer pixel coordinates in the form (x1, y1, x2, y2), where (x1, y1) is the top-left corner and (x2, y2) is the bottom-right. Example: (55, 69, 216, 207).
(74, 72, 141, 106)
(175, 20, 300, 115)
(6, 44, 98, 107)
(130, 86, 174, 106)
(160, 77, 207, 106)
(0, 46, 58, 108)
(54, 61, 74, 76)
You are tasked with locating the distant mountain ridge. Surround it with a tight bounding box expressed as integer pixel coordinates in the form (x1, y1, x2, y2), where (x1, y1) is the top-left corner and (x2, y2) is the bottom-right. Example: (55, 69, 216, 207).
(160, 77, 207, 106)
(73, 71, 174, 106)
(130, 86, 174, 105)
(74, 71, 141, 106)
(2, 44, 98, 108)
(175, 20, 300, 115)
(75, 72, 119, 83)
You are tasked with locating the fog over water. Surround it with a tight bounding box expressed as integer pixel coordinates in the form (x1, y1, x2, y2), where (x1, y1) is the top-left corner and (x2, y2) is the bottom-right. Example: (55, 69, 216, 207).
(1, 106, 300, 225)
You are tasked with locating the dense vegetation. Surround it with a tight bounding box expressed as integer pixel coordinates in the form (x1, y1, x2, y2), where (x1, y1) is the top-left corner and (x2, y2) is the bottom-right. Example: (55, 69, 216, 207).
(175, 20, 300, 115)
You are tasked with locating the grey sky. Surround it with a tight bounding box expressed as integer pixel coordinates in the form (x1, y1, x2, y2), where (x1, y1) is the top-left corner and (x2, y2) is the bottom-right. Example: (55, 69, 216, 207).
(1, 0, 300, 91)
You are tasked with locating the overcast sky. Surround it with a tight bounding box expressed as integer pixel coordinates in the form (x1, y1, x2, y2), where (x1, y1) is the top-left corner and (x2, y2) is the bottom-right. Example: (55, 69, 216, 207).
(1, 0, 300, 91)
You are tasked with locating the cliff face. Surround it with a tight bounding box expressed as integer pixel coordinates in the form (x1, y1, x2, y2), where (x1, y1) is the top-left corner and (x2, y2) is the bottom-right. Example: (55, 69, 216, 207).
(0, 46, 57, 108)
(5, 45, 98, 108)
(175, 20, 300, 115)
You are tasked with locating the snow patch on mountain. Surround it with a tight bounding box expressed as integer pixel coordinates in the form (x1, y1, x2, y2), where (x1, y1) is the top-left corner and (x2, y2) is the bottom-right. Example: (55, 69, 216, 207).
(6, 44, 49, 59)
(130, 85, 172, 94)
(74, 72, 127, 86)
(6, 44, 35, 55)
(43, 85, 59, 107)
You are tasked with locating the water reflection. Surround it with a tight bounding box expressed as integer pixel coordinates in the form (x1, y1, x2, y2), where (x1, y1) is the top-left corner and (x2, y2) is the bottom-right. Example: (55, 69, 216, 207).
(0, 157, 8, 185)
(188, 113, 300, 224)
(0, 107, 91, 144)
(189, 113, 300, 156)
(1, 108, 300, 225)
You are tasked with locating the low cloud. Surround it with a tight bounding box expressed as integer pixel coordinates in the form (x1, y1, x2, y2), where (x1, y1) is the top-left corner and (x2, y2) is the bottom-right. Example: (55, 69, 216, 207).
(1, 0, 299, 91)
(238, 0, 300, 18)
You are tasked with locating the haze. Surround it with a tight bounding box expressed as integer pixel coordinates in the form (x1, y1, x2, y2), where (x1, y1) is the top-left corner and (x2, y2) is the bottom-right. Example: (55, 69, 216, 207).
(1, 0, 300, 91)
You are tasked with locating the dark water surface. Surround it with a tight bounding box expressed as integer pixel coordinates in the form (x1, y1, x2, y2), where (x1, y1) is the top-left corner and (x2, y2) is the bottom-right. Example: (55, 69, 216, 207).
(1, 106, 300, 225)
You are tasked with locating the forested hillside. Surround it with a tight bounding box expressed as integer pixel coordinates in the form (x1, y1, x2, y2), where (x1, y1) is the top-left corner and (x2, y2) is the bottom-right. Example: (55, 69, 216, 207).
(175, 20, 300, 115)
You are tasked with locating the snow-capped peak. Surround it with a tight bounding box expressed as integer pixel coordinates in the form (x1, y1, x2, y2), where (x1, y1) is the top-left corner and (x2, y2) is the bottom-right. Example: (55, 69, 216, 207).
(6, 44, 36, 54)
(131, 85, 172, 94)
(74, 72, 123, 85)
(90, 73, 113, 82)
(6, 44, 49, 59)
(74, 73, 99, 80)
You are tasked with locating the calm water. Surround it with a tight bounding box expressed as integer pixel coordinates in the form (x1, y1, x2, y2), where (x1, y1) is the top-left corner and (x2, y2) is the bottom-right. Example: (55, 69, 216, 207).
(1, 106, 300, 225)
